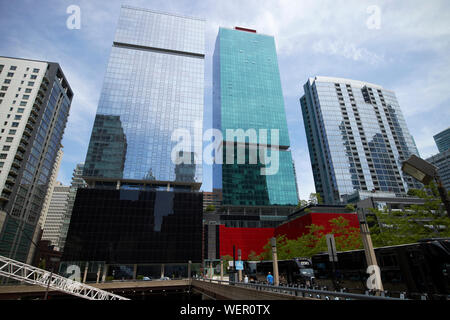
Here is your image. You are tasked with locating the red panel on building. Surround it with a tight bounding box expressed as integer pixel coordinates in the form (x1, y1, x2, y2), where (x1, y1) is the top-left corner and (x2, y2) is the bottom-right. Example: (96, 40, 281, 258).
(217, 211, 359, 260)
(219, 225, 274, 260)
(275, 212, 360, 239)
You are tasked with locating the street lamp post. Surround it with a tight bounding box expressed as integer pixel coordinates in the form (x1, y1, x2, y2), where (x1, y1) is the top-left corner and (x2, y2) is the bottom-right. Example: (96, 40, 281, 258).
(402, 154, 450, 217)
(357, 208, 383, 295)
(270, 237, 279, 286)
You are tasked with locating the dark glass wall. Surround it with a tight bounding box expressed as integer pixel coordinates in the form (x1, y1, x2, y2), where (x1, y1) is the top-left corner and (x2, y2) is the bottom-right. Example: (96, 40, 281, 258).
(62, 188, 203, 263)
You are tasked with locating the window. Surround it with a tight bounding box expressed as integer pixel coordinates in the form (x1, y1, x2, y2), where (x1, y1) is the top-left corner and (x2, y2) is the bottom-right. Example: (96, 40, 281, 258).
(28, 82, 34, 86)
(6, 137, 13, 142)
(0, 154, 7, 159)
(1, 86, 8, 91)
(25, 88, 32, 93)
(22, 95, 29, 100)
(23, 74, 27, 78)
(14, 115, 22, 120)
(0, 93, 4, 97)
(9, 130, 16, 134)
(17, 108, 24, 113)
(33, 68, 40, 73)
(4, 79, 11, 84)
(7, 72, 14, 77)
(0, 162, 4, 168)
(20, 101, 27, 106)
(2, 146, 10, 151)
(11, 122, 19, 127)
(30, 75, 37, 80)
(10, 66, 17, 70)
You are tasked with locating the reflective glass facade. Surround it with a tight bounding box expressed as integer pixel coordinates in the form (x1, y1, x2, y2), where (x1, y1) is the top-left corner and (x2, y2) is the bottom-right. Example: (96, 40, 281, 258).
(433, 127, 450, 153)
(83, 6, 204, 184)
(213, 28, 298, 206)
(300, 76, 422, 204)
(62, 188, 203, 263)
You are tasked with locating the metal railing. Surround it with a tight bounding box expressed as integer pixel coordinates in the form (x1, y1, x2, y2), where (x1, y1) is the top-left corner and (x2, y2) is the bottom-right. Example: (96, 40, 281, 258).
(194, 278, 409, 300)
(0, 255, 129, 300)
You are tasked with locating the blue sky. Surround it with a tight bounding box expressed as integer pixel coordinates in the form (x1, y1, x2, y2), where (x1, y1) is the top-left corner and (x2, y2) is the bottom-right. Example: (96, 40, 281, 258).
(1, 0, 449, 200)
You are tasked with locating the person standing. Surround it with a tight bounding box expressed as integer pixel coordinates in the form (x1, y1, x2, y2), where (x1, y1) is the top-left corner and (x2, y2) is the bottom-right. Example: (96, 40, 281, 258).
(266, 272, 274, 285)
(244, 275, 249, 284)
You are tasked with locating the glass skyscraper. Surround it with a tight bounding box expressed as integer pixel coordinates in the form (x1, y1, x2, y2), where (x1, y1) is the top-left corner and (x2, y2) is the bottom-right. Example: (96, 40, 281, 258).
(300, 76, 422, 204)
(83, 6, 204, 188)
(62, 7, 205, 268)
(213, 27, 298, 211)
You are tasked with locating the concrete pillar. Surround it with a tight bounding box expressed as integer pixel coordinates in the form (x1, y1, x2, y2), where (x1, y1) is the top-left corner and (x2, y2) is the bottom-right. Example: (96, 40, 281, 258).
(220, 260, 224, 281)
(133, 264, 137, 280)
(160, 264, 165, 279)
(82, 262, 89, 283)
(96, 264, 101, 284)
(271, 238, 279, 286)
(102, 264, 109, 283)
(188, 261, 192, 280)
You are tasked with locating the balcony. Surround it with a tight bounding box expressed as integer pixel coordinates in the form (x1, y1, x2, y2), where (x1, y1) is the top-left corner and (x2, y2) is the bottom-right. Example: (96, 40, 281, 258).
(23, 127, 32, 136)
(40, 81, 48, 91)
(31, 107, 39, 116)
(28, 113, 37, 123)
(26, 121, 34, 129)
(9, 167, 19, 176)
(12, 159, 21, 168)
(21, 135, 29, 143)
(0, 193, 9, 201)
(3, 184, 13, 193)
(6, 175, 16, 184)
(17, 142, 27, 151)
(15, 150, 25, 160)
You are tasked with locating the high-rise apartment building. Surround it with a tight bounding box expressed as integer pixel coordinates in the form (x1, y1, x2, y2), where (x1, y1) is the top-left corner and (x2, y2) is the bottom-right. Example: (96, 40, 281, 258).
(62, 7, 204, 270)
(300, 76, 421, 204)
(57, 163, 86, 251)
(41, 182, 70, 249)
(212, 27, 298, 223)
(433, 127, 450, 153)
(0, 57, 72, 262)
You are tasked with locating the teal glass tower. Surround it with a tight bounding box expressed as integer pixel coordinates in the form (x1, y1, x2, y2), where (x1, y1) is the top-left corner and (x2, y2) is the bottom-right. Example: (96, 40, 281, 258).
(213, 27, 298, 216)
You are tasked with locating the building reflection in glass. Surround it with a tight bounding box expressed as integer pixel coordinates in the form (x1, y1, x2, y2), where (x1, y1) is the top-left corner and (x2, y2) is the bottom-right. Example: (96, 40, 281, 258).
(83, 114, 127, 179)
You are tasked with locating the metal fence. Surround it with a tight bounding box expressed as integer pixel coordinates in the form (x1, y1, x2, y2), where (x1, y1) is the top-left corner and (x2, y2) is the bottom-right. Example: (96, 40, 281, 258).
(195, 278, 411, 300)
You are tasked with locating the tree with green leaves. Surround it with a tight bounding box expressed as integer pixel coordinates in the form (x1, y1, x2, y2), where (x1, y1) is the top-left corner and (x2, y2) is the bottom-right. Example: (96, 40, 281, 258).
(257, 216, 362, 260)
(205, 205, 216, 212)
(367, 182, 450, 247)
(247, 251, 261, 261)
